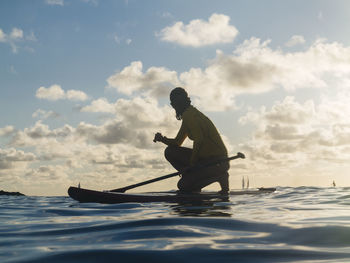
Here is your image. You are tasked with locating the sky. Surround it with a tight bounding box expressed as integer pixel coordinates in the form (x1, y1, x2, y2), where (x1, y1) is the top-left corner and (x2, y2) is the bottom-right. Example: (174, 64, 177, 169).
(1, 0, 350, 196)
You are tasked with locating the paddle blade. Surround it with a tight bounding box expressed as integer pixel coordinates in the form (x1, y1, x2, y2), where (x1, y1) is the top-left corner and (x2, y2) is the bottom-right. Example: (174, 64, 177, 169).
(237, 152, 245, 159)
(110, 188, 126, 193)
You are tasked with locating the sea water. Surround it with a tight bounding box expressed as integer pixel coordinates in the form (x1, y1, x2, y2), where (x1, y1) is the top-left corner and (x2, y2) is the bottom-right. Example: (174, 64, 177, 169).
(1, 187, 350, 263)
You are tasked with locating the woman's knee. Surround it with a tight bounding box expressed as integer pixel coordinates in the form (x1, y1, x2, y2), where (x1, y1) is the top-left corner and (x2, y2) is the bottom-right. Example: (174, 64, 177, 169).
(164, 146, 174, 161)
(177, 176, 201, 192)
(165, 146, 192, 172)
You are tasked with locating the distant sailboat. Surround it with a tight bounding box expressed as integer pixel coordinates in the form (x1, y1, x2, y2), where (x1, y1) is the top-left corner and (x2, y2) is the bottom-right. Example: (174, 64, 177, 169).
(242, 176, 249, 189)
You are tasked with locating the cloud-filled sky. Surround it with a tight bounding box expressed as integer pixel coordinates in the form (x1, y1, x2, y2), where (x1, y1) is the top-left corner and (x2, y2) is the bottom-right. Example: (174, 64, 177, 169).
(1, 0, 350, 195)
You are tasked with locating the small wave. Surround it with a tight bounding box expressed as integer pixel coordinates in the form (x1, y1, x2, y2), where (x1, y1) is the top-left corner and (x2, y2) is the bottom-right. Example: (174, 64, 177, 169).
(14, 248, 350, 263)
(2, 187, 350, 263)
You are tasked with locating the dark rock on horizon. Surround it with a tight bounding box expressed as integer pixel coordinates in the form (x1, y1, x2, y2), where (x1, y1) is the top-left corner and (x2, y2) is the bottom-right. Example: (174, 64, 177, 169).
(0, 190, 25, 196)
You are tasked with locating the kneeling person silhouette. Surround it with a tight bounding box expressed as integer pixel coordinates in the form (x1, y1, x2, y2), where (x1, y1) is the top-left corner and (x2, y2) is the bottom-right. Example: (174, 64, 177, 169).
(154, 87, 230, 194)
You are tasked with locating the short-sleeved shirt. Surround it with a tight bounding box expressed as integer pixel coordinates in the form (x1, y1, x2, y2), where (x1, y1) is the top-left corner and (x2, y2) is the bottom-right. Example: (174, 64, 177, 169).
(173, 105, 228, 165)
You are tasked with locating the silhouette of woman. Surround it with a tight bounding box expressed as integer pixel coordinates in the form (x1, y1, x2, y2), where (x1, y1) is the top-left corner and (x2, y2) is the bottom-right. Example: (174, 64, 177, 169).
(154, 87, 230, 193)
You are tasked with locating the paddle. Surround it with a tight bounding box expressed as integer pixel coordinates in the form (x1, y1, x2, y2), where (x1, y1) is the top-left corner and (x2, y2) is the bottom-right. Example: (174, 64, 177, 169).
(109, 152, 245, 193)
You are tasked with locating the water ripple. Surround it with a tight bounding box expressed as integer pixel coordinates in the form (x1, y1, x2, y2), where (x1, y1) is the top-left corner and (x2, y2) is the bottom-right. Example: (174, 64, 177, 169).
(1, 187, 350, 263)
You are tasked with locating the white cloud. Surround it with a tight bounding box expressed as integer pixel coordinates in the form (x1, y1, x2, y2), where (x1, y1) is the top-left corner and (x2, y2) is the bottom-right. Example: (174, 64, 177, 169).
(0, 148, 36, 170)
(26, 31, 37, 42)
(105, 38, 350, 111)
(76, 121, 142, 146)
(107, 61, 180, 97)
(239, 93, 350, 176)
(113, 33, 132, 45)
(25, 121, 73, 140)
(66, 89, 89, 101)
(158, 13, 239, 47)
(114, 34, 120, 44)
(80, 98, 116, 113)
(78, 97, 177, 147)
(0, 29, 5, 42)
(36, 84, 88, 101)
(0, 27, 24, 41)
(285, 35, 306, 47)
(0, 126, 15, 137)
(6, 32, 350, 193)
(12, 97, 177, 150)
(45, 0, 64, 6)
(25, 165, 67, 180)
(10, 28, 23, 39)
(262, 96, 315, 125)
(113, 97, 176, 129)
(0, 27, 35, 53)
(317, 91, 350, 125)
(9, 122, 75, 149)
(184, 38, 350, 110)
(3, 95, 180, 194)
(32, 109, 60, 120)
(36, 85, 65, 100)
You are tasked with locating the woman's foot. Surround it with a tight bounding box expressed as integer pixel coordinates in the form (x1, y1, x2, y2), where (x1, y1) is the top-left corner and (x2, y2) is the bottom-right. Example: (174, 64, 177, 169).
(219, 172, 229, 193)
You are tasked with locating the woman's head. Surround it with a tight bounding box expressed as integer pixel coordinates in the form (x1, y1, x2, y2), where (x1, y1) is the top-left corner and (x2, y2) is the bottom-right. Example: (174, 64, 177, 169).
(170, 87, 191, 120)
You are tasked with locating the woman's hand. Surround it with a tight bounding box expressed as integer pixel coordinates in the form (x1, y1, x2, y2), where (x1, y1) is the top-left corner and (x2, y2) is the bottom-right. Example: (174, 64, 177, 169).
(153, 132, 164, 143)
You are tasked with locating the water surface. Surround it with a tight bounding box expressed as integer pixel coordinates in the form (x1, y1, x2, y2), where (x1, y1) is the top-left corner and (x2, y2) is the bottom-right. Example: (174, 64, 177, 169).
(1, 187, 350, 263)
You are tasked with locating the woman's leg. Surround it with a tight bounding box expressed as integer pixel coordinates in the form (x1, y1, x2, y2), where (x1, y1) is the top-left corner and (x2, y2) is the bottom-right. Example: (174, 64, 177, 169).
(165, 146, 230, 192)
(164, 146, 196, 192)
(177, 156, 230, 192)
(185, 167, 229, 193)
(177, 169, 229, 193)
(164, 146, 192, 172)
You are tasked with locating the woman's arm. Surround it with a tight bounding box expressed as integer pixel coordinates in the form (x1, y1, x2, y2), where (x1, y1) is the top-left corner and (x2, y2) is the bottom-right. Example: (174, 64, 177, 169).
(186, 121, 204, 165)
(154, 122, 187, 146)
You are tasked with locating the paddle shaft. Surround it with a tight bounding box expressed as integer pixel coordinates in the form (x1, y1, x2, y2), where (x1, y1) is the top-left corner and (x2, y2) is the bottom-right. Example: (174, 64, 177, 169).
(110, 152, 245, 193)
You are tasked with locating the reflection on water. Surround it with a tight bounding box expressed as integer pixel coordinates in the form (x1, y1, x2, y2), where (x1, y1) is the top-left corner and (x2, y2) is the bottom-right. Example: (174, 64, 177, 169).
(169, 200, 232, 217)
(1, 187, 350, 263)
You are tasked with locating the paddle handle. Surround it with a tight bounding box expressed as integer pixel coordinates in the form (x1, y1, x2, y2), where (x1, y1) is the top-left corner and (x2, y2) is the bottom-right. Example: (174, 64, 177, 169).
(110, 152, 245, 193)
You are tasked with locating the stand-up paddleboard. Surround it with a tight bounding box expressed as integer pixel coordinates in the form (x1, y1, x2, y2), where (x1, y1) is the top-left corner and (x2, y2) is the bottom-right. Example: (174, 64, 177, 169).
(68, 186, 276, 204)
